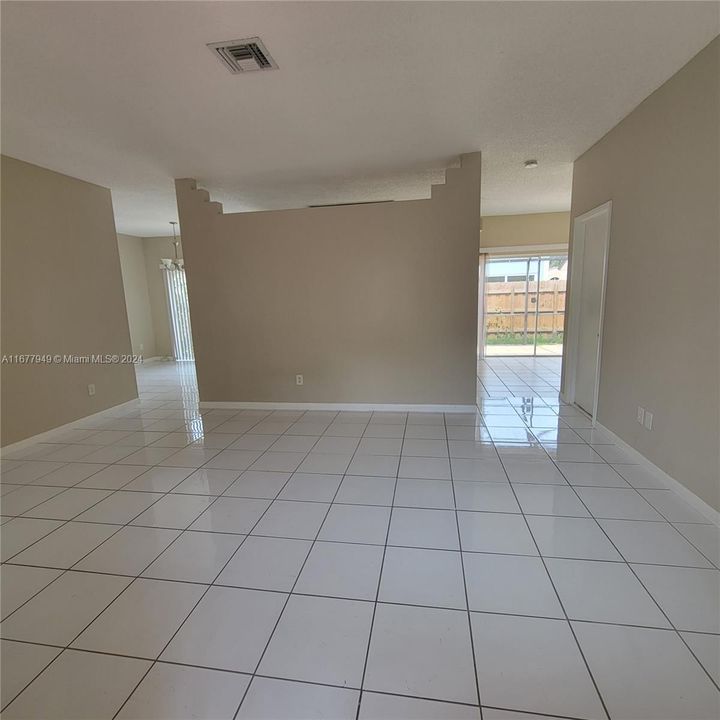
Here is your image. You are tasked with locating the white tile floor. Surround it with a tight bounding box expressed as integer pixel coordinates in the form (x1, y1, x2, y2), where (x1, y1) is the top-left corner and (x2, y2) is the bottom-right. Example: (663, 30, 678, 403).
(1, 358, 718, 719)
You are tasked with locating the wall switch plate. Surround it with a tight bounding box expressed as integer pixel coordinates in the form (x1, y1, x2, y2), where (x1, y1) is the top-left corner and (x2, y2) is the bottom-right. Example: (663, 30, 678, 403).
(637, 407, 645, 424)
(295, 374, 304, 386)
(643, 411, 653, 430)
(87, 384, 96, 397)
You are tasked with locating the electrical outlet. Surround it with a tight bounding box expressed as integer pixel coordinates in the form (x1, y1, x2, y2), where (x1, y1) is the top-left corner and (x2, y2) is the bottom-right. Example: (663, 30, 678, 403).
(643, 411, 653, 430)
(87, 384, 96, 397)
(637, 407, 645, 424)
(295, 374, 304, 386)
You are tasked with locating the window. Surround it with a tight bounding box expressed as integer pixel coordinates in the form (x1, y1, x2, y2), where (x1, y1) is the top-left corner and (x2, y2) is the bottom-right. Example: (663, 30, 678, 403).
(162, 267, 195, 361)
(483, 254, 567, 357)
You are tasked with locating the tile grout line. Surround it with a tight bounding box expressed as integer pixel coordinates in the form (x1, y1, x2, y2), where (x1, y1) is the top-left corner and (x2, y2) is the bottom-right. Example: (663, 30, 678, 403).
(5, 484, 716, 529)
(0, 456, 244, 628)
(445, 409, 486, 720)
(353, 411, 407, 720)
(5, 560, 719, 637)
(230, 409, 368, 720)
(109, 448, 304, 720)
(4, 363, 718, 715)
(2, 405, 290, 572)
(534, 430, 720, 693)
(15, 636, 600, 720)
(0, 467, 182, 627)
(1, 463, 203, 562)
(2, 473, 240, 711)
(494, 444, 613, 720)
(108, 406, 348, 720)
(4, 448, 716, 627)
(2, 404, 297, 713)
(9, 544, 719, 573)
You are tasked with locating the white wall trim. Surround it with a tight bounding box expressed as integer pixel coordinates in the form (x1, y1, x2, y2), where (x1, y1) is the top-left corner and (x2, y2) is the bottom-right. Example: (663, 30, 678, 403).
(141, 356, 163, 364)
(595, 421, 720, 526)
(480, 243, 568, 256)
(0, 399, 138, 455)
(564, 201, 612, 422)
(199, 401, 477, 413)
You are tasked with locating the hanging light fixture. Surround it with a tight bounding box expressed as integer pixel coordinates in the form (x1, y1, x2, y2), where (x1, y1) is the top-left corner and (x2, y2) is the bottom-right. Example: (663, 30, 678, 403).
(161, 221, 184, 270)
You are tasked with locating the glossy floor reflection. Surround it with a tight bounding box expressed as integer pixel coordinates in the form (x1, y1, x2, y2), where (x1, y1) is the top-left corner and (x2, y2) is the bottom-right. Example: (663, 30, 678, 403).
(1, 360, 718, 719)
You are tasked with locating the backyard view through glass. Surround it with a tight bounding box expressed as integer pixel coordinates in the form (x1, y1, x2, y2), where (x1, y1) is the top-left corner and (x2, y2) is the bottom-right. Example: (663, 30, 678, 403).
(483, 254, 567, 357)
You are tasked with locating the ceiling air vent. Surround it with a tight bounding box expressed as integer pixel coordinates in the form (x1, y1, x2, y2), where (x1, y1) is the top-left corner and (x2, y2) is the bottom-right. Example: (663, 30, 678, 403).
(207, 37, 278, 74)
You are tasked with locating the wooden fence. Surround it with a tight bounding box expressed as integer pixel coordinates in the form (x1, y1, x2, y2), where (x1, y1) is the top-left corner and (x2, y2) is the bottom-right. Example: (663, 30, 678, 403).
(485, 279, 566, 336)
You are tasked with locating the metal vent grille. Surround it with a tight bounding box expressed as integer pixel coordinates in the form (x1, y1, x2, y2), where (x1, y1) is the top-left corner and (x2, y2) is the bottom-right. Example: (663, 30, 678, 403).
(207, 37, 278, 74)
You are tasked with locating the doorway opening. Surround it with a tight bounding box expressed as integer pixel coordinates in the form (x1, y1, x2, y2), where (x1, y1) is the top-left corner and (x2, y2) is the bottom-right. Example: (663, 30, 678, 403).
(482, 253, 568, 357)
(162, 266, 195, 361)
(564, 202, 612, 420)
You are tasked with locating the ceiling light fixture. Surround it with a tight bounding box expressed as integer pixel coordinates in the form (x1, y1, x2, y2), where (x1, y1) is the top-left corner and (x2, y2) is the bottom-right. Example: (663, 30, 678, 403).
(524, 160, 539, 169)
(160, 221, 184, 271)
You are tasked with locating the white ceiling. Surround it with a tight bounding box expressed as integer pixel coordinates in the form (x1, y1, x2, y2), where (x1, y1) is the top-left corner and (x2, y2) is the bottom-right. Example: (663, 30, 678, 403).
(2, 2, 718, 236)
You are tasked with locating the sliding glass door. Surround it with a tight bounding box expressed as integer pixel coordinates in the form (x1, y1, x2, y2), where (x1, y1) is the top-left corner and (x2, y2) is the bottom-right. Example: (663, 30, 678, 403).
(483, 254, 567, 357)
(162, 267, 195, 361)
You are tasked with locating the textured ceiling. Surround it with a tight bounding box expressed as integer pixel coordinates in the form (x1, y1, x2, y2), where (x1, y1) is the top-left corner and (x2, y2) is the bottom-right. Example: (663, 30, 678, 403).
(2, 1, 718, 236)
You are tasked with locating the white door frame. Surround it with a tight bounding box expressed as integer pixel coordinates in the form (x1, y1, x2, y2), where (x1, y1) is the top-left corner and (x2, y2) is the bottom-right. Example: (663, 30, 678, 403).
(478, 253, 487, 359)
(563, 201, 612, 424)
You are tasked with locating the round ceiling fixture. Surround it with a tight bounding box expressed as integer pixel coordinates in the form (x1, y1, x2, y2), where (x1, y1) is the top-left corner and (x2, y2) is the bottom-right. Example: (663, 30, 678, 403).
(524, 159, 538, 169)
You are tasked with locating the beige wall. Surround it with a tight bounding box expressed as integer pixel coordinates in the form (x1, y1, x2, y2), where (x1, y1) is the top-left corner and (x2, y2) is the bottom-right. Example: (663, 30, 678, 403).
(480, 212, 570, 250)
(141, 236, 182, 358)
(1, 156, 137, 446)
(565, 38, 719, 510)
(115, 234, 184, 360)
(117, 234, 156, 357)
(176, 153, 481, 405)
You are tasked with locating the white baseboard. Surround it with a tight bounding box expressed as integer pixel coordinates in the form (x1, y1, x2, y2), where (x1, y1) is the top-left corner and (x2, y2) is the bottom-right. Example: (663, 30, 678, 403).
(141, 356, 163, 363)
(596, 421, 720, 526)
(199, 401, 477, 414)
(0, 398, 139, 455)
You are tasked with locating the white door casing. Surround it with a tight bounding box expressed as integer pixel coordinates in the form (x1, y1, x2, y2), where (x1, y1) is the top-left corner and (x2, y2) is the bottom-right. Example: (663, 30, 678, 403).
(564, 202, 612, 421)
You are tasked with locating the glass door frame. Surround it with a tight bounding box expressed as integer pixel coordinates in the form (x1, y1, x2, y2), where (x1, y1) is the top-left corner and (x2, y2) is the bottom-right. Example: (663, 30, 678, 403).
(483, 252, 566, 358)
